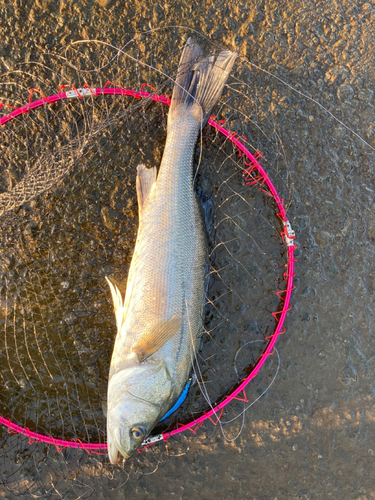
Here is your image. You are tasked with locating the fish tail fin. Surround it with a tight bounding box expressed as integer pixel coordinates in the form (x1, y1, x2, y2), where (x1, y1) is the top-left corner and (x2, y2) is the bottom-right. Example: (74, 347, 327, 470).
(170, 38, 237, 124)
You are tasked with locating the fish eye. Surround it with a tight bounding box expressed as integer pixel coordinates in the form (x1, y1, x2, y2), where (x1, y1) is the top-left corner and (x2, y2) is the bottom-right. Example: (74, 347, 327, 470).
(131, 426, 146, 439)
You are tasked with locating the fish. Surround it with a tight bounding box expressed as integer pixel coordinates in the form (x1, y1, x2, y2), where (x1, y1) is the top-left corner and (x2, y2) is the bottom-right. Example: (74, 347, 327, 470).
(106, 38, 237, 463)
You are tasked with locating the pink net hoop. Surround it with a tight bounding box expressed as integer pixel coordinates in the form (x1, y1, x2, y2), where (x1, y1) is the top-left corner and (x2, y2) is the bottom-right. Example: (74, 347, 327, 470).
(0, 86, 296, 453)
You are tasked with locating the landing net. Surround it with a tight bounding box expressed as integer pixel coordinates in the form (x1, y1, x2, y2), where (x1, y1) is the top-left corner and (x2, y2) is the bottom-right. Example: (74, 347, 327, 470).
(0, 35, 295, 497)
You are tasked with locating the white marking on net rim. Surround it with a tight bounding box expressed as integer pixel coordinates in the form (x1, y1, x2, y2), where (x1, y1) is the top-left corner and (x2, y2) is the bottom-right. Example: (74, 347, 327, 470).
(141, 434, 164, 446)
(283, 221, 295, 247)
(66, 88, 95, 99)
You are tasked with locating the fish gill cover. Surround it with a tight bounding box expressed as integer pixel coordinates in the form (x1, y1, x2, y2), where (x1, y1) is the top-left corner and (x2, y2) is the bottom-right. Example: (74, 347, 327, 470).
(0, 30, 294, 497)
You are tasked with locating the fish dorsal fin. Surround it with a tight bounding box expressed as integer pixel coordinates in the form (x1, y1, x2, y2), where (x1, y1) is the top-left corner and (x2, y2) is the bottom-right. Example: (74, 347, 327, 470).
(106, 277, 126, 332)
(136, 164, 157, 220)
(132, 314, 182, 363)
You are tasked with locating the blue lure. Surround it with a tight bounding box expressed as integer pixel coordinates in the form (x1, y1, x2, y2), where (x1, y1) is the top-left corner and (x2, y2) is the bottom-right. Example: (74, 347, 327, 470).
(159, 378, 192, 422)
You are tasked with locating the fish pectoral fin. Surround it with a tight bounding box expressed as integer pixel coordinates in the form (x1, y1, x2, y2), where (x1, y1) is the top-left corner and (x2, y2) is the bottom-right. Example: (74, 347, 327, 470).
(132, 314, 183, 363)
(136, 164, 157, 219)
(106, 276, 126, 332)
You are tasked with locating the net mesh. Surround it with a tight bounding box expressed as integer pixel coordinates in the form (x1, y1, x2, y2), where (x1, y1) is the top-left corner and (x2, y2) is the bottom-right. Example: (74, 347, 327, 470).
(0, 32, 294, 497)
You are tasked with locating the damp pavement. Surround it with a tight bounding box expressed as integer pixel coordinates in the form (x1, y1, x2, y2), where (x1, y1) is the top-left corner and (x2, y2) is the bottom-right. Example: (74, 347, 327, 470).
(0, 0, 375, 499)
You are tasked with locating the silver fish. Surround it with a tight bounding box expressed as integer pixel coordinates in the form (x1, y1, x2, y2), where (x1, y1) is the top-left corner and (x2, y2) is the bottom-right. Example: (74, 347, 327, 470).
(106, 38, 237, 463)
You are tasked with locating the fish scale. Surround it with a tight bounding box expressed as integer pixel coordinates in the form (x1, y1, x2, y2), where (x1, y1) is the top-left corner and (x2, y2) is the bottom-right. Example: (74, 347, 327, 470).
(111, 114, 206, 387)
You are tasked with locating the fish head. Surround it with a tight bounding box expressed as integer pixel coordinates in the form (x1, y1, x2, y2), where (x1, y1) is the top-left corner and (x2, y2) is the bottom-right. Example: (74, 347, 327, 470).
(107, 360, 173, 463)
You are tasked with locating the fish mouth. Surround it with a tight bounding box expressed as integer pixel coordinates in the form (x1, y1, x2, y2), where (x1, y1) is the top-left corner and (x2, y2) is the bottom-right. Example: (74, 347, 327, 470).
(107, 431, 120, 464)
(107, 426, 132, 464)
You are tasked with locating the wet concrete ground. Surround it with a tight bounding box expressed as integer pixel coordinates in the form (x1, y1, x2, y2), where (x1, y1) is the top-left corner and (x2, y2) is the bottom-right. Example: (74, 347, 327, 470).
(1, 0, 375, 499)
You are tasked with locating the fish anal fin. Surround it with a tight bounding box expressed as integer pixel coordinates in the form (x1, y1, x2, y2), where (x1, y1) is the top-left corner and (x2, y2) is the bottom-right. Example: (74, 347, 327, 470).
(106, 276, 126, 332)
(136, 164, 157, 219)
(132, 314, 182, 363)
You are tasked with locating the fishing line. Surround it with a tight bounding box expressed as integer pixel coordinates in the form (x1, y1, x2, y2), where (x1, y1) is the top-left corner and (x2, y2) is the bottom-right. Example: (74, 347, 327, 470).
(224, 342, 280, 427)
(69, 24, 374, 154)
(230, 69, 375, 154)
(221, 346, 277, 440)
